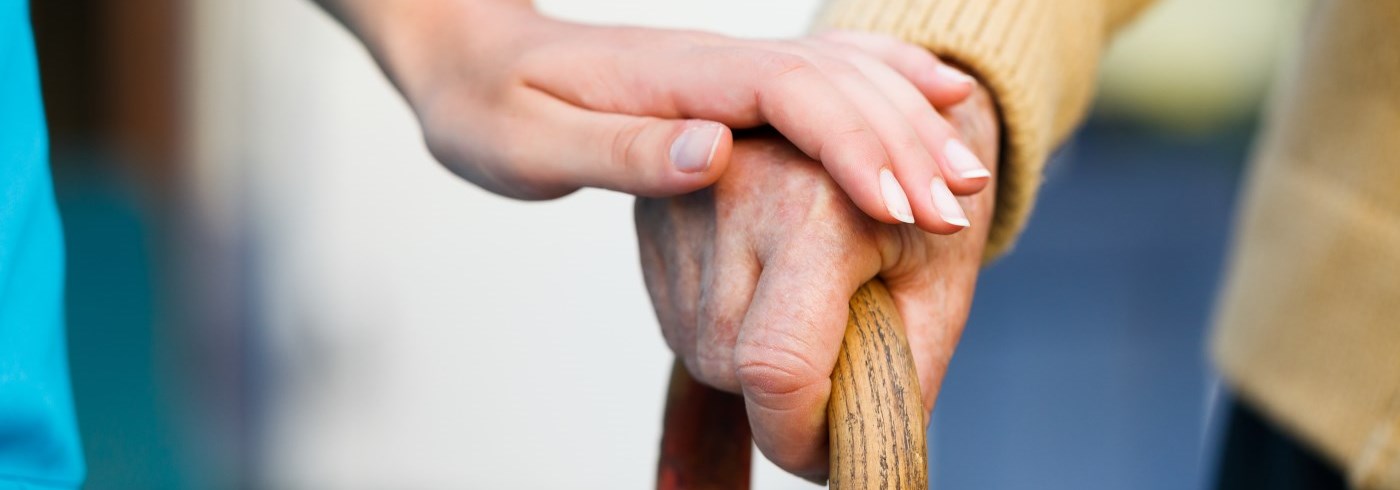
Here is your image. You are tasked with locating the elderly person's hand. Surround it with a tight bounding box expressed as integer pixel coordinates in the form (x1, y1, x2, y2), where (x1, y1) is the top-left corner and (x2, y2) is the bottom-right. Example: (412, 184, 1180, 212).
(315, 0, 988, 233)
(636, 86, 999, 480)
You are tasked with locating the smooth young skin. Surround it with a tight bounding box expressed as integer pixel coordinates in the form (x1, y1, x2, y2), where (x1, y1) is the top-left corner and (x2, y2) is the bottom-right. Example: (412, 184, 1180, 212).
(636, 88, 999, 480)
(314, 0, 990, 233)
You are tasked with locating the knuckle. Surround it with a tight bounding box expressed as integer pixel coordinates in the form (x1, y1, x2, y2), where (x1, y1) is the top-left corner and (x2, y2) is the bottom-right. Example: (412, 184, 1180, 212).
(759, 52, 816, 80)
(609, 119, 651, 176)
(886, 127, 928, 157)
(832, 124, 876, 142)
(775, 173, 859, 232)
(820, 58, 863, 79)
(735, 358, 809, 406)
(693, 347, 738, 392)
(878, 225, 924, 274)
(734, 335, 823, 408)
(805, 218, 865, 255)
(694, 319, 743, 392)
(819, 125, 882, 166)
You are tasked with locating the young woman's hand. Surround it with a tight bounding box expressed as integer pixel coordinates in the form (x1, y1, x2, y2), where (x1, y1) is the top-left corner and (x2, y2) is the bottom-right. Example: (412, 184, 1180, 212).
(319, 0, 989, 232)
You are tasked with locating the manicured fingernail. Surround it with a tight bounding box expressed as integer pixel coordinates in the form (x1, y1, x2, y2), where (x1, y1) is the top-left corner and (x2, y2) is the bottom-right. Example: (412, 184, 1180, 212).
(879, 168, 915, 224)
(930, 178, 970, 228)
(935, 63, 975, 85)
(670, 123, 724, 173)
(944, 139, 990, 180)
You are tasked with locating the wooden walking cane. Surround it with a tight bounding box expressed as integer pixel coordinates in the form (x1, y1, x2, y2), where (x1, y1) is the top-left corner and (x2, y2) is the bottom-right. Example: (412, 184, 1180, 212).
(656, 279, 926, 489)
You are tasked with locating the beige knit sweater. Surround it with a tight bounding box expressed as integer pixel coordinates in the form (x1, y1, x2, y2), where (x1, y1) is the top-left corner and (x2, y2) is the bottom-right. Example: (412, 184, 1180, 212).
(822, 0, 1400, 487)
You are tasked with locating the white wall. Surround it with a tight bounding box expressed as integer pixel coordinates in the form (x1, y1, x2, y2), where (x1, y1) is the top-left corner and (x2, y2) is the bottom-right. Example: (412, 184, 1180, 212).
(189, 1, 822, 488)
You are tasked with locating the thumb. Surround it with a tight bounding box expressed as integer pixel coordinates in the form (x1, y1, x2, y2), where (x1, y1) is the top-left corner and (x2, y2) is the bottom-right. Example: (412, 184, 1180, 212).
(528, 96, 732, 197)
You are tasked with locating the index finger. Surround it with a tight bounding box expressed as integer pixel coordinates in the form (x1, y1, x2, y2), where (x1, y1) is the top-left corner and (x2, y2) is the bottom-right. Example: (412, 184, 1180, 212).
(733, 236, 880, 480)
(814, 29, 976, 108)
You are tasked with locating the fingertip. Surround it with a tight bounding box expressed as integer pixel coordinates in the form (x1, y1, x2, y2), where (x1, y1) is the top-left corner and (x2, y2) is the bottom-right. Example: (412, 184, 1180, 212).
(935, 63, 976, 87)
(944, 170, 991, 196)
(917, 218, 970, 236)
(925, 64, 977, 108)
(669, 121, 727, 174)
(959, 168, 993, 180)
(923, 178, 971, 235)
(846, 164, 924, 227)
(924, 83, 975, 109)
(939, 138, 992, 196)
(642, 120, 731, 197)
(705, 125, 734, 178)
(879, 168, 916, 224)
(908, 174, 973, 235)
(734, 354, 833, 478)
(891, 55, 972, 109)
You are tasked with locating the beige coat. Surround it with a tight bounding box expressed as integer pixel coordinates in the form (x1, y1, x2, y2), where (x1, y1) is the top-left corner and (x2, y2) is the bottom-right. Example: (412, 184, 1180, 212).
(822, 0, 1400, 486)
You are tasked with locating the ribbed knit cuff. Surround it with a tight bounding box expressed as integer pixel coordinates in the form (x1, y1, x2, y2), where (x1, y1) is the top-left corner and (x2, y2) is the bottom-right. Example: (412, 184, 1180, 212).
(818, 0, 1112, 261)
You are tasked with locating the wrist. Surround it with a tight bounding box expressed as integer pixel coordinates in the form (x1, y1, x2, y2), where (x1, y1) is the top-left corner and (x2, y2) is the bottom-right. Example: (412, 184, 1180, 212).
(350, 0, 540, 106)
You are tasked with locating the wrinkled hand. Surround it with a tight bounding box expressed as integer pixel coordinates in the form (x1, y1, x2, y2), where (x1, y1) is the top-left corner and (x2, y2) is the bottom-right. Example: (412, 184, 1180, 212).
(323, 0, 987, 231)
(636, 87, 999, 480)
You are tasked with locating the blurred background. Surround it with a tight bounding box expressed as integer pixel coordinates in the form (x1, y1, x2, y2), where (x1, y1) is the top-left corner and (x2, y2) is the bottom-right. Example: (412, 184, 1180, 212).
(28, 0, 1305, 488)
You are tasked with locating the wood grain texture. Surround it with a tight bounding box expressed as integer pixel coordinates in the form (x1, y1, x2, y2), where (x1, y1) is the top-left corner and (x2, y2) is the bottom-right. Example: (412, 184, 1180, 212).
(828, 279, 927, 489)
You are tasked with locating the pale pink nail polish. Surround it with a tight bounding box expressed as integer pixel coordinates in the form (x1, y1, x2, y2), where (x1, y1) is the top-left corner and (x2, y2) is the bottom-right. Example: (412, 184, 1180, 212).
(935, 64, 975, 85)
(880, 169, 915, 224)
(944, 140, 990, 180)
(670, 123, 724, 173)
(930, 178, 970, 228)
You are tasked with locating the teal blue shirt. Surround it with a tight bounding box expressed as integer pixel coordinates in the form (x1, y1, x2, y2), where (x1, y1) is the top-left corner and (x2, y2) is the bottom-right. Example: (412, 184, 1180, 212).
(1, 2, 85, 488)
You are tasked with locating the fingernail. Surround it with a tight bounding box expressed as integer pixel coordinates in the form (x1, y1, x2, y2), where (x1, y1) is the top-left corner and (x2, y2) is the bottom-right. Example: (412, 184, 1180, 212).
(930, 178, 970, 228)
(879, 168, 915, 224)
(944, 139, 990, 180)
(670, 123, 724, 173)
(935, 63, 975, 85)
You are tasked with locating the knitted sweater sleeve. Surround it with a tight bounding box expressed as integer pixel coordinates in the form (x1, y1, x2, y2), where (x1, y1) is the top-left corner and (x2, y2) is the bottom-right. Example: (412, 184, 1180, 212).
(819, 0, 1156, 259)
